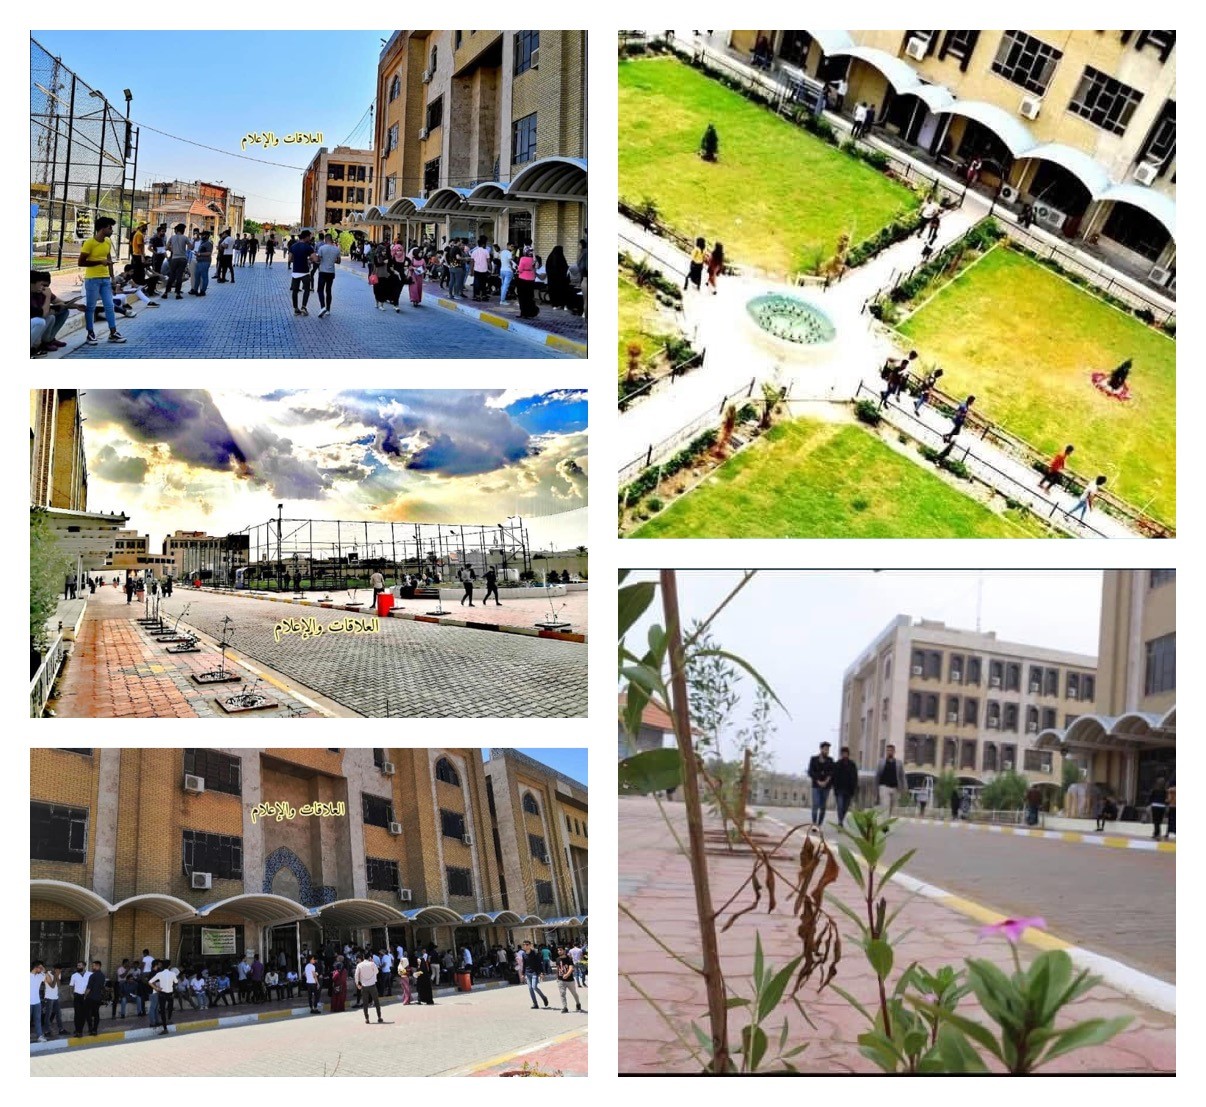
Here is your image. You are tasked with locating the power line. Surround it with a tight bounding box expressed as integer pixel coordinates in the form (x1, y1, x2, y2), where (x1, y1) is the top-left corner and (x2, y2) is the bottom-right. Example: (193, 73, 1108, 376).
(132, 118, 310, 172)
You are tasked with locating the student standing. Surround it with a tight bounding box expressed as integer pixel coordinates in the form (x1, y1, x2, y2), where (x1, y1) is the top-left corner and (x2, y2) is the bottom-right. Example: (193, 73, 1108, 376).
(913, 367, 943, 416)
(516, 248, 539, 318)
(498, 241, 516, 303)
(1148, 778, 1169, 839)
(83, 960, 106, 1035)
(304, 955, 322, 1012)
(832, 746, 859, 828)
(460, 566, 476, 606)
(470, 235, 492, 301)
(69, 961, 89, 1036)
(264, 234, 276, 266)
(314, 233, 341, 317)
(149, 961, 176, 1035)
(1039, 445, 1075, 492)
(163, 223, 190, 300)
(685, 237, 706, 291)
(807, 741, 835, 826)
(192, 231, 214, 296)
(78, 217, 127, 344)
(484, 566, 501, 606)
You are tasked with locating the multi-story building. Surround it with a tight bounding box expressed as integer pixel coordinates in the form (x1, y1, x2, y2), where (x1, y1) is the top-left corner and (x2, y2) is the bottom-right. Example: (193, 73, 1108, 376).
(30, 747, 584, 976)
(1037, 570, 1175, 802)
(840, 617, 1097, 795)
(483, 749, 587, 923)
(148, 180, 246, 236)
(300, 146, 374, 230)
(715, 30, 1175, 284)
(162, 530, 250, 582)
(365, 30, 587, 256)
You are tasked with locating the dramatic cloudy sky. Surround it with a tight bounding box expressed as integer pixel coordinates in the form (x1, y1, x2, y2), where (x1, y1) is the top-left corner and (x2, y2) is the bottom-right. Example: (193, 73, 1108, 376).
(80, 390, 587, 547)
(623, 570, 1105, 769)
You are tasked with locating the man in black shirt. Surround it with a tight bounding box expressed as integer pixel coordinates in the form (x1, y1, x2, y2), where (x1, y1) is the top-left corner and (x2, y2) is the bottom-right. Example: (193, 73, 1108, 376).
(832, 746, 859, 828)
(876, 743, 904, 817)
(807, 741, 836, 827)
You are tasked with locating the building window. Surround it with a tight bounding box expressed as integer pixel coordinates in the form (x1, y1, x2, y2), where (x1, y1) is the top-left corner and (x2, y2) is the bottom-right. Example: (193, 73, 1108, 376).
(1069, 67, 1143, 136)
(366, 857, 400, 892)
(435, 757, 460, 786)
(1134, 31, 1175, 62)
(440, 809, 467, 839)
(430, 46, 438, 73)
(327, 164, 345, 181)
(1082, 675, 1095, 703)
(989, 660, 1004, 688)
(948, 654, 964, 683)
(423, 157, 441, 193)
(905, 734, 922, 763)
(385, 176, 397, 201)
(945, 696, 961, 724)
(455, 31, 463, 50)
(1144, 634, 1175, 695)
(991, 30, 1063, 96)
(385, 124, 399, 156)
(966, 657, 982, 685)
(182, 830, 243, 879)
(939, 30, 980, 71)
(31, 802, 88, 864)
(911, 649, 925, 675)
(1066, 672, 1080, 700)
(446, 866, 473, 897)
(1065, 714, 1079, 728)
(183, 749, 242, 797)
(388, 74, 401, 102)
(522, 792, 540, 816)
(324, 208, 342, 225)
(373, 749, 386, 768)
(1138, 101, 1175, 177)
(1024, 749, 1052, 774)
(1001, 744, 1018, 771)
(987, 701, 1001, 727)
(426, 97, 443, 132)
(514, 30, 540, 75)
(326, 185, 343, 202)
(535, 879, 554, 905)
(925, 651, 943, 679)
(1003, 703, 1019, 732)
(512, 112, 538, 165)
(57, 748, 93, 756)
(1043, 668, 1059, 697)
(1026, 706, 1039, 733)
(923, 694, 939, 722)
(31, 920, 83, 970)
(983, 743, 998, 772)
(1149, 569, 1175, 588)
(943, 739, 957, 768)
(960, 740, 977, 770)
(963, 698, 979, 727)
(1005, 663, 1021, 692)
(529, 833, 548, 862)
(1042, 707, 1057, 731)
(363, 793, 395, 828)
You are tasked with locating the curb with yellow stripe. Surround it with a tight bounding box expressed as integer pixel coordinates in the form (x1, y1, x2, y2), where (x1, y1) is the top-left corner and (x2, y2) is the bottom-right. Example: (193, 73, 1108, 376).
(451, 1025, 588, 1076)
(435, 297, 587, 357)
(896, 815, 1174, 853)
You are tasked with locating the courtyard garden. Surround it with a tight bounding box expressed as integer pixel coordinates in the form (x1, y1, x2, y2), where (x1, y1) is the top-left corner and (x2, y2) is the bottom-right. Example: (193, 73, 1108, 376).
(627, 417, 1053, 539)
(619, 55, 918, 275)
(897, 245, 1176, 525)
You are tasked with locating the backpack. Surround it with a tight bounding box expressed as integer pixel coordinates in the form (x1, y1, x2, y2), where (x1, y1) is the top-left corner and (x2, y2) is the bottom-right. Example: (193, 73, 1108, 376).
(880, 359, 895, 381)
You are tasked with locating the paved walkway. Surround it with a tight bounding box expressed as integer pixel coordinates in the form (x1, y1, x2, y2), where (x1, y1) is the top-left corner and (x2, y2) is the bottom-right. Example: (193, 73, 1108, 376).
(48, 261, 567, 359)
(619, 796, 1174, 1074)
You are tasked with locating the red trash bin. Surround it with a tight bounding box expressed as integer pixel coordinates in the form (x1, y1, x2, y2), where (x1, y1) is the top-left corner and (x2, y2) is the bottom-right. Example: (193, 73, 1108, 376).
(455, 970, 472, 992)
(376, 591, 394, 617)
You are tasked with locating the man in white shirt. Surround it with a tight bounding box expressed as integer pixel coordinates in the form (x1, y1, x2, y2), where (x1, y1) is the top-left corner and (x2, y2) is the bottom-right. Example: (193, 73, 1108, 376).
(498, 242, 516, 304)
(304, 956, 322, 1013)
(31, 960, 47, 1042)
(314, 233, 342, 318)
(380, 950, 393, 996)
(236, 955, 251, 1003)
(569, 943, 585, 987)
(461, 946, 473, 969)
(217, 229, 237, 284)
(285, 969, 299, 999)
(354, 955, 383, 1024)
(141, 949, 154, 974)
(69, 960, 89, 1037)
(853, 101, 867, 139)
(189, 973, 207, 1009)
(148, 962, 177, 1035)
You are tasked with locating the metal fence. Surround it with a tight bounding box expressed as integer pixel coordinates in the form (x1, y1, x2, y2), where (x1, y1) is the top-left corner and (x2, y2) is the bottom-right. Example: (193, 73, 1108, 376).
(862, 216, 992, 314)
(30, 36, 140, 270)
(30, 632, 65, 717)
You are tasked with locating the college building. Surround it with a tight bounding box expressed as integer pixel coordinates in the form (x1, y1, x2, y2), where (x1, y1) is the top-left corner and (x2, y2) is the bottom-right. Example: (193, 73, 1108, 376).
(30, 748, 587, 974)
(300, 145, 375, 231)
(357, 30, 587, 257)
(144, 180, 246, 236)
(1036, 570, 1175, 803)
(714, 30, 1175, 286)
(840, 617, 1097, 799)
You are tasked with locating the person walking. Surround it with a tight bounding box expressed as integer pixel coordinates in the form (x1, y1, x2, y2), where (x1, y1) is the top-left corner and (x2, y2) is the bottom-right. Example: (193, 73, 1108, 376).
(912, 367, 944, 416)
(248, 235, 259, 264)
(264, 234, 276, 266)
(807, 741, 835, 826)
(832, 745, 859, 828)
(879, 358, 907, 410)
(705, 242, 725, 294)
(329, 959, 347, 1014)
(148, 961, 176, 1035)
(520, 941, 549, 1010)
(407, 248, 425, 307)
(1148, 777, 1169, 840)
(942, 395, 975, 443)
(916, 197, 940, 238)
(852, 102, 867, 138)
(163, 223, 190, 301)
(1024, 783, 1043, 827)
(288, 230, 317, 316)
(304, 955, 322, 1013)
(555, 947, 584, 1013)
(354, 955, 384, 1023)
(1068, 475, 1107, 524)
(191, 231, 214, 296)
(314, 233, 341, 317)
(926, 211, 941, 246)
(498, 241, 516, 304)
(949, 787, 962, 822)
(1165, 781, 1175, 840)
(78, 216, 128, 344)
(379, 949, 393, 996)
(470, 235, 492, 302)
(82, 960, 106, 1036)
(42, 965, 64, 1038)
(516, 248, 540, 318)
(460, 565, 476, 606)
(217, 228, 237, 283)
(414, 952, 435, 1005)
(484, 566, 501, 606)
(397, 952, 412, 1004)
(1039, 445, 1074, 492)
(684, 237, 706, 292)
(876, 743, 904, 817)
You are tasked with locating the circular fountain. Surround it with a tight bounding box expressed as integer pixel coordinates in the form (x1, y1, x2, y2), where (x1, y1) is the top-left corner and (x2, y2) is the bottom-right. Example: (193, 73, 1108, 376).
(745, 292, 837, 361)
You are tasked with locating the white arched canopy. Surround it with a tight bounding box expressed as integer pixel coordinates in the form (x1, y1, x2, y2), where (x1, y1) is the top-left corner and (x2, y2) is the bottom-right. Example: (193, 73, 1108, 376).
(507, 157, 588, 201)
(401, 905, 465, 926)
(829, 44, 927, 94)
(195, 894, 308, 924)
(1023, 142, 1113, 197)
(31, 879, 112, 920)
(386, 197, 426, 220)
(111, 893, 197, 920)
(424, 187, 470, 214)
(312, 899, 407, 927)
(936, 100, 1036, 158)
(1098, 183, 1176, 240)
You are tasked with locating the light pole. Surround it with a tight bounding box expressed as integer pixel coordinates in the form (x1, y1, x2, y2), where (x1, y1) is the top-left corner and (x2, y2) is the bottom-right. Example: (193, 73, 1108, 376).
(277, 504, 284, 591)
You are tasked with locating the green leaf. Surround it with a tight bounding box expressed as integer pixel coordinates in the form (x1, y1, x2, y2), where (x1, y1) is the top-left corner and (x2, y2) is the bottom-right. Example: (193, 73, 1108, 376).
(741, 1024, 768, 1072)
(691, 1021, 713, 1054)
(782, 1042, 809, 1059)
(837, 843, 864, 888)
(726, 995, 750, 1008)
(753, 932, 764, 990)
(866, 938, 894, 980)
(934, 1024, 991, 1073)
(857, 1029, 904, 1072)
(830, 895, 869, 935)
(829, 983, 873, 1024)
(618, 569, 631, 584)
(903, 1028, 930, 1059)
(692, 648, 788, 715)
(620, 663, 665, 700)
(618, 748, 682, 794)
(647, 624, 668, 668)
(619, 582, 656, 639)
(621, 680, 650, 740)
(878, 847, 917, 889)
(757, 955, 804, 1022)
(927, 1005, 1005, 1063)
(1038, 1017, 1133, 1066)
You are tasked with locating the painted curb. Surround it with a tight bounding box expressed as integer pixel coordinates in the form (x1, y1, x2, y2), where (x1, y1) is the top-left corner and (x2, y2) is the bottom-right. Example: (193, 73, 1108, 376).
(895, 816, 1174, 853)
(194, 587, 587, 643)
(436, 296, 587, 357)
(451, 1025, 588, 1076)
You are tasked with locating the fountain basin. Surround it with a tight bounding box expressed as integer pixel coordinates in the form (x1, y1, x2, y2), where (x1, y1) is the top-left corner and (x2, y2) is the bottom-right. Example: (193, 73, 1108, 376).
(745, 292, 837, 360)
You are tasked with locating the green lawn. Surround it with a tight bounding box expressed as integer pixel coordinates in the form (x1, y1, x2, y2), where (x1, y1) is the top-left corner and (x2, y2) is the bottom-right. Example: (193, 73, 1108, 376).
(898, 246, 1176, 524)
(618, 273, 673, 378)
(631, 419, 1052, 538)
(619, 57, 917, 274)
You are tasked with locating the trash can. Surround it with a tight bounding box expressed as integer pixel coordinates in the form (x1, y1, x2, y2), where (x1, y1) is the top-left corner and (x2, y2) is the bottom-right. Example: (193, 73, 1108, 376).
(455, 970, 472, 992)
(376, 591, 394, 617)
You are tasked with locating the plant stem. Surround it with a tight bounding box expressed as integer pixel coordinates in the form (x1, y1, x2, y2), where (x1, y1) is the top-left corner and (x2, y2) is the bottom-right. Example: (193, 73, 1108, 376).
(662, 569, 730, 1073)
(865, 857, 892, 1037)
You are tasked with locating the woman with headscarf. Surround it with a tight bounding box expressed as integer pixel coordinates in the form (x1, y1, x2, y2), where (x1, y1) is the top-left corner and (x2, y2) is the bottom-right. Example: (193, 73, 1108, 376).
(328, 959, 347, 1014)
(516, 248, 539, 318)
(370, 248, 403, 312)
(414, 950, 435, 1005)
(407, 248, 425, 307)
(545, 245, 570, 310)
(706, 242, 725, 294)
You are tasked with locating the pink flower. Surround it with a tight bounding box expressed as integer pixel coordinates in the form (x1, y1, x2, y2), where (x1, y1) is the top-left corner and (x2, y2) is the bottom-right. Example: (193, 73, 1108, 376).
(978, 917, 1046, 943)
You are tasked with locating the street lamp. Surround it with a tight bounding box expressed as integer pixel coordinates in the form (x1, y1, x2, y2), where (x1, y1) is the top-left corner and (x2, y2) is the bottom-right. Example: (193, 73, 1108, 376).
(277, 504, 284, 589)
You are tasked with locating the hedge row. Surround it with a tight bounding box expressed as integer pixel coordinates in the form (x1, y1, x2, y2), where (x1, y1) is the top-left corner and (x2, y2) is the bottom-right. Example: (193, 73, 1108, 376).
(619, 428, 719, 504)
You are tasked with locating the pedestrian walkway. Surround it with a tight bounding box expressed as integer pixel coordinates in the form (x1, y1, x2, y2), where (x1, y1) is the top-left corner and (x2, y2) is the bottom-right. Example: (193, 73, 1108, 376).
(463, 1027, 588, 1076)
(619, 796, 1174, 1074)
(48, 261, 567, 359)
(896, 814, 1175, 852)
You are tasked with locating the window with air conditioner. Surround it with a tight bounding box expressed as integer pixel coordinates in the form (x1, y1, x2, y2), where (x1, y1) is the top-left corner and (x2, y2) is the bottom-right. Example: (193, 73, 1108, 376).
(514, 30, 540, 75)
(426, 97, 444, 132)
(1069, 66, 1143, 136)
(939, 30, 980, 71)
(183, 749, 242, 796)
(1003, 704, 1019, 732)
(991, 30, 1062, 96)
(446, 865, 473, 897)
(363, 793, 395, 829)
(367, 857, 400, 892)
(182, 830, 242, 879)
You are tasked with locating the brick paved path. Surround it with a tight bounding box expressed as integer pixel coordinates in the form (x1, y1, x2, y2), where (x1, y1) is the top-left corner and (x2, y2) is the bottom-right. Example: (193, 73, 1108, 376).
(31, 983, 587, 1076)
(761, 805, 1176, 982)
(619, 797, 1174, 1074)
(57, 261, 566, 359)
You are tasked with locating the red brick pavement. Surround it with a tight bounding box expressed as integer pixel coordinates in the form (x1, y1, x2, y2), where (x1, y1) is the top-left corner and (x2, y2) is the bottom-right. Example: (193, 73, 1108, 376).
(619, 796, 1175, 1074)
(468, 1029, 588, 1077)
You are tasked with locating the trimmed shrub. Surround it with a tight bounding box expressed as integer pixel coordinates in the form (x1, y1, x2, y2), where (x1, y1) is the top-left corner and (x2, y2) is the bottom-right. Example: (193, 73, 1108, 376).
(854, 399, 882, 426)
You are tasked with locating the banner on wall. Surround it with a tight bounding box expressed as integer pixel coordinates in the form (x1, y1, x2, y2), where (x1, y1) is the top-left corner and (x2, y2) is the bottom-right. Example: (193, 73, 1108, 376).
(200, 926, 238, 956)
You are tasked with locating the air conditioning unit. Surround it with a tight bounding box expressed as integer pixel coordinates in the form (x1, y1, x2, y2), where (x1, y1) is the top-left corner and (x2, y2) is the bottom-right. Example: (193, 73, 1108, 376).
(183, 774, 206, 794)
(389, 821, 403, 836)
(191, 872, 212, 890)
(1133, 161, 1159, 186)
(990, 676, 1001, 688)
(999, 184, 1021, 204)
(947, 712, 959, 724)
(398, 888, 413, 903)
(422, 68, 433, 84)
(1148, 264, 1171, 285)
(462, 833, 474, 846)
(381, 761, 395, 775)
(1018, 95, 1042, 120)
(530, 48, 540, 69)
(905, 36, 929, 61)
(950, 672, 962, 684)
(911, 666, 923, 676)
(419, 127, 429, 141)
(1026, 722, 1038, 733)
(1034, 204, 1067, 231)
(1029, 682, 1041, 693)
(987, 718, 1000, 729)
(1003, 760, 1013, 770)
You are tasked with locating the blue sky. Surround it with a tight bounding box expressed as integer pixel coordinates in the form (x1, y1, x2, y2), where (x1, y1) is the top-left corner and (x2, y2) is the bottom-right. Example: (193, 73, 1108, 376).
(499, 749, 588, 787)
(33, 31, 388, 222)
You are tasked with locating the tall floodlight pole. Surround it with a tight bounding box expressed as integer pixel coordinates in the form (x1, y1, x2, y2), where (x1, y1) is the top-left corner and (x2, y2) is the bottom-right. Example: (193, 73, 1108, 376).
(277, 504, 283, 591)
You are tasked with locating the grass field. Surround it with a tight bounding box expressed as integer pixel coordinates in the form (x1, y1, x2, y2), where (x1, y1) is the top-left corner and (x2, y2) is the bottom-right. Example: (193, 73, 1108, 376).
(618, 273, 675, 378)
(619, 57, 917, 275)
(630, 419, 1052, 538)
(898, 246, 1176, 524)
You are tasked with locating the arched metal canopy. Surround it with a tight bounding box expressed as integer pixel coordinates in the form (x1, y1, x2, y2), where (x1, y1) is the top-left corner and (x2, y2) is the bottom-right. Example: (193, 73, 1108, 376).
(805, 29, 856, 56)
(476, 910, 524, 926)
(828, 44, 926, 94)
(1022, 142, 1112, 197)
(111, 893, 197, 920)
(311, 898, 407, 926)
(1036, 709, 1176, 754)
(541, 916, 584, 928)
(1098, 183, 1176, 238)
(195, 894, 308, 924)
(507, 157, 588, 201)
(423, 187, 471, 214)
(31, 879, 112, 920)
(934, 100, 1036, 158)
(386, 197, 427, 219)
(401, 905, 466, 925)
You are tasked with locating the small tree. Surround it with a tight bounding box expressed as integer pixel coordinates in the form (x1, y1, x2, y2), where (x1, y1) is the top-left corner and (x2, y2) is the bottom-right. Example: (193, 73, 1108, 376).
(30, 508, 71, 666)
(933, 768, 960, 810)
(700, 123, 720, 162)
(716, 403, 738, 455)
(759, 380, 784, 429)
(636, 197, 659, 230)
(685, 620, 742, 760)
(626, 340, 644, 383)
(980, 769, 1029, 812)
(1059, 756, 1083, 802)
